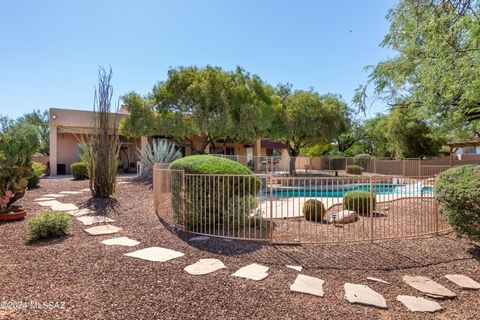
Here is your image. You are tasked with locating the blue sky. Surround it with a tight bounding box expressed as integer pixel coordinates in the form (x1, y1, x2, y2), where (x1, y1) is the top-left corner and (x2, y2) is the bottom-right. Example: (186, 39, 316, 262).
(0, 0, 396, 119)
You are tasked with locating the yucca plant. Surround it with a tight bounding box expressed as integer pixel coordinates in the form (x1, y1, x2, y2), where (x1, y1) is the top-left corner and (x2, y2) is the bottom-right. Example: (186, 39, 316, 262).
(138, 139, 181, 176)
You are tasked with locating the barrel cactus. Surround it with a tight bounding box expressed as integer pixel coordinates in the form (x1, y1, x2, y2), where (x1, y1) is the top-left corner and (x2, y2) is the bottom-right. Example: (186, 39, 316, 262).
(302, 199, 326, 221)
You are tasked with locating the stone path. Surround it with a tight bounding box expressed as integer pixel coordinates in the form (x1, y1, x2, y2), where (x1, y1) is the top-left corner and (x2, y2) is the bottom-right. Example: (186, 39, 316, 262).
(37, 200, 62, 207)
(290, 274, 324, 297)
(367, 277, 390, 285)
(444, 274, 480, 290)
(67, 208, 93, 217)
(403, 276, 456, 298)
(43, 194, 66, 198)
(101, 237, 140, 247)
(77, 215, 115, 226)
(184, 259, 226, 275)
(286, 265, 302, 272)
(232, 263, 269, 281)
(59, 191, 84, 195)
(85, 225, 122, 236)
(124, 247, 184, 262)
(344, 283, 387, 309)
(397, 295, 442, 312)
(51, 202, 78, 211)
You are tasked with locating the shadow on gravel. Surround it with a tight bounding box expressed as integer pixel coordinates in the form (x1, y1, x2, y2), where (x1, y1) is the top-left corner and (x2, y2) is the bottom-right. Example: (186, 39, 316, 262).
(84, 197, 120, 216)
(26, 235, 70, 247)
(468, 245, 480, 262)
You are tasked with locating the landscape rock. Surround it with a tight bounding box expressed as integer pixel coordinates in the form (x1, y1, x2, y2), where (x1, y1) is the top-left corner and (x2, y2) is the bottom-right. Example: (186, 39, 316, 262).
(101, 237, 140, 247)
(344, 283, 387, 309)
(232, 263, 269, 281)
(84, 225, 122, 236)
(51, 202, 79, 211)
(397, 295, 442, 312)
(286, 265, 303, 272)
(124, 247, 184, 262)
(367, 277, 390, 285)
(290, 274, 324, 297)
(444, 274, 480, 290)
(77, 215, 115, 226)
(184, 259, 226, 275)
(402, 276, 456, 298)
(328, 210, 358, 224)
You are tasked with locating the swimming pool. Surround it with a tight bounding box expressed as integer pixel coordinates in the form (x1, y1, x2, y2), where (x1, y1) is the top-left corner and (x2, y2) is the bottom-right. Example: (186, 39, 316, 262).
(268, 183, 434, 198)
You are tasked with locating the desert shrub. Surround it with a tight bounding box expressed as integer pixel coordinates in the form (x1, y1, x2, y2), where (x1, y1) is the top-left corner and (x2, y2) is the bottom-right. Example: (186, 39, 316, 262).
(169, 155, 261, 231)
(71, 162, 88, 180)
(28, 161, 46, 188)
(354, 154, 371, 158)
(346, 165, 364, 175)
(435, 165, 480, 241)
(139, 139, 181, 177)
(28, 211, 71, 241)
(343, 190, 376, 215)
(302, 199, 326, 221)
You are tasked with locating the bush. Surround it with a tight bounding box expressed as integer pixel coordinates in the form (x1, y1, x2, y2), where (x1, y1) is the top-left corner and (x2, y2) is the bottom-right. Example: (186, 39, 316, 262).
(71, 162, 88, 180)
(435, 165, 480, 241)
(169, 155, 261, 231)
(354, 154, 371, 158)
(302, 199, 326, 221)
(343, 190, 376, 215)
(28, 161, 46, 188)
(28, 211, 71, 241)
(346, 165, 364, 175)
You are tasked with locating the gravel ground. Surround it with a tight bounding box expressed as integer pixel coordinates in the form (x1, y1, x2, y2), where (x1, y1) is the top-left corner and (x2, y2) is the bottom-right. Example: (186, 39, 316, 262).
(0, 176, 479, 319)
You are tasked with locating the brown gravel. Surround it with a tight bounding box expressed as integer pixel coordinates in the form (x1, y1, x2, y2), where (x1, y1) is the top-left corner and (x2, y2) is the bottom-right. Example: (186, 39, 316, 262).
(0, 176, 479, 319)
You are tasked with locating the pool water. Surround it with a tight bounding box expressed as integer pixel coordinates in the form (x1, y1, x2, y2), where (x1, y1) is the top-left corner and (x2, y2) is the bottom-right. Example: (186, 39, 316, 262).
(268, 184, 434, 198)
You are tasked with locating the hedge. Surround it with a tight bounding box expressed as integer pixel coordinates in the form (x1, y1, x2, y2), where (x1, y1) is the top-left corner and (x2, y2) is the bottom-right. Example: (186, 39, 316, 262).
(28, 161, 46, 188)
(28, 210, 71, 241)
(71, 162, 88, 180)
(435, 164, 480, 241)
(343, 190, 376, 215)
(346, 165, 364, 175)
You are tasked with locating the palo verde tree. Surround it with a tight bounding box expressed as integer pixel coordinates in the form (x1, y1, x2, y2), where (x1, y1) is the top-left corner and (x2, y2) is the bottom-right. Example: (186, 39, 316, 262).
(17, 109, 50, 155)
(270, 86, 348, 175)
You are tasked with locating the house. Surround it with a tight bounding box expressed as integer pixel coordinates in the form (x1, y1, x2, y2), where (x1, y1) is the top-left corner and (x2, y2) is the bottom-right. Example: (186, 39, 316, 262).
(48, 107, 288, 175)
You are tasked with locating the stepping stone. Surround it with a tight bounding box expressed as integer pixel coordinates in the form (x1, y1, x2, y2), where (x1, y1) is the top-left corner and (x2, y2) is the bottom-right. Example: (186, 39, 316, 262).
(232, 263, 269, 281)
(117, 182, 131, 185)
(124, 247, 184, 262)
(402, 276, 456, 298)
(286, 265, 303, 272)
(77, 215, 115, 226)
(67, 208, 93, 217)
(43, 194, 65, 198)
(59, 191, 83, 195)
(188, 236, 210, 242)
(37, 200, 62, 207)
(101, 237, 140, 247)
(51, 202, 79, 211)
(367, 277, 390, 285)
(290, 274, 324, 297)
(444, 274, 480, 290)
(344, 283, 387, 309)
(80, 188, 91, 192)
(397, 295, 442, 313)
(184, 259, 226, 275)
(34, 197, 56, 202)
(85, 225, 122, 236)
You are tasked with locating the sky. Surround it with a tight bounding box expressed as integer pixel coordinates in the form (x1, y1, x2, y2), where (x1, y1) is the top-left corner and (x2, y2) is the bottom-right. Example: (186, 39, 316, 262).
(0, 0, 397, 119)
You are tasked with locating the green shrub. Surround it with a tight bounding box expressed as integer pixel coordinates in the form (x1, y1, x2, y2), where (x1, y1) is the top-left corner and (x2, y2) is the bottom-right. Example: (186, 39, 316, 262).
(343, 190, 376, 215)
(71, 162, 88, 180)
(354, 154, 371, 158)
(28, 211, 71, 241)
(169, 155, 261, 231)
(435, 165, 480, 241)
(346, 165, 364, 175)
(302, 199, 326, 221)
(28, 161, 46, 188)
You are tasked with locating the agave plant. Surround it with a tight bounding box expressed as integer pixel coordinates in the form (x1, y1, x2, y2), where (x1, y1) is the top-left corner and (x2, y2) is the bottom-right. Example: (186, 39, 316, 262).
(138, 139, 181, 176)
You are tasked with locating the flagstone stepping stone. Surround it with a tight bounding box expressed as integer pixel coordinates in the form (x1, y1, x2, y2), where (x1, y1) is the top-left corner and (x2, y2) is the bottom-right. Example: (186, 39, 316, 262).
(232, 263, 269, 281)
(77, 215, 115, 226)
(444, 274, 480, 290)
(117, 182, 131, 185)
(188, 236, 210, 242)
(402, 276, 456, 298)
(34, 197, 56, 202)
(367, 277, 390, 285)
(101, 237, 140, 247)
(43, 194, 65, 198)
(397, 295, 442, 313)
(67, 208, 93, 217)
(51, 202, 79, 211)
(37, 200, 62, 207)
(124, 247, 184, 262)
(85, 225, 122, 236)
(59, 191, 83, 195)
(286, 265, 303, 272)
(290, 274, 324, 297)
(344, 283, 387, 309)
(184, 258, 226, 275)
(80, 188, 90, 192)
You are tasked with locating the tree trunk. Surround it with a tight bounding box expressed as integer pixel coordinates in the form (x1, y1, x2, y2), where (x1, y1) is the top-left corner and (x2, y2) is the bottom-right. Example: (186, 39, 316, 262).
(288, 148, 299, 176)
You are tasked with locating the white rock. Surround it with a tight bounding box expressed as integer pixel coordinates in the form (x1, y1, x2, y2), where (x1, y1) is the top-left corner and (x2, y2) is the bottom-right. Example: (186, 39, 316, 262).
(80, 188, 91, 192)
(59, 191, 83, 195)
(367, 277, 390, 285)
(84, 225, 122, 236)
(444, 274, 480, 290)
(397, 295, 442, 312)
(188, 236, 210, 242)
(344, 283, 387, 309)
(124, 247, 184, 262)
(232, 263, 269, 281)
(117, 181, 131, 185)
(286, 265, 303, 272)
(184, 259, 226, 275)
(67, 208, 93, 217)
(34, 198, 56, 202)
(37, 200, 62, 207)
(77, 215, 115, 226)
(290, 274, 324, 297)
(43, 194, 66, 198)
(328, 210, 358, 224)
(402, 276, 456, 298)
(101, 237, 140, 247)
(51, 203, 79, 211)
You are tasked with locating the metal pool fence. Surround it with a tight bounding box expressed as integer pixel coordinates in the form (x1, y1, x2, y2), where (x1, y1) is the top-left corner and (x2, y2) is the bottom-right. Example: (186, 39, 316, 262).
(153, 168, 451, 244)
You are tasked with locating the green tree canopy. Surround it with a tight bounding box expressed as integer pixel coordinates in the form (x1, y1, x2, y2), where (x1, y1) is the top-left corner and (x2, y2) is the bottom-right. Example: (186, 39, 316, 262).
(17, 109, 50, 155)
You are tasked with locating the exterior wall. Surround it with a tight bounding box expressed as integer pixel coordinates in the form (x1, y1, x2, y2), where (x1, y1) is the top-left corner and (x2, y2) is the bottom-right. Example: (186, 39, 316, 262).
(56, 132, 84, 174)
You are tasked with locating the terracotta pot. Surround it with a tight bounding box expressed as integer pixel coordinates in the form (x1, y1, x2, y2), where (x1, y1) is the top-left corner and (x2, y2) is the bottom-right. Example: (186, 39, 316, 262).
(0, 206, 27, 222)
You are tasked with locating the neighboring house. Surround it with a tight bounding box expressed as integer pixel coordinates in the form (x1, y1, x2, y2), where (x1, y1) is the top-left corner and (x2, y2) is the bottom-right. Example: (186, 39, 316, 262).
(49, 107, 288, 175)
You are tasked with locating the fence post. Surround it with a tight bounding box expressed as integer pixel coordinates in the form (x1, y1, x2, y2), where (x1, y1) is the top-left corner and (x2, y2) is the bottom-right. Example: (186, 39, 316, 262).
(434, 198, 439, 235)
(370, 176, 374, 243)
(402, 158, 406, 177)
(269, 171, 274, 243)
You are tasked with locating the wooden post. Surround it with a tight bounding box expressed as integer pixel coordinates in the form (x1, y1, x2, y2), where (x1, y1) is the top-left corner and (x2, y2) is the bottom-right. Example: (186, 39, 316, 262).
(370, 176, 374, 243)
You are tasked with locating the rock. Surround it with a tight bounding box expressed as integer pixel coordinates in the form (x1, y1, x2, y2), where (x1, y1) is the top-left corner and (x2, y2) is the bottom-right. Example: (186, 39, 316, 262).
(36, 200, 62, 207)
(344, 283, 387, 309)
(286, 265, 303, 272)
(67, 208, 93, 217)
(59, 191, 83, 195)
(328, 210, 358, 224)
(232, 263, 269, 281)
(290, 274, 324, 297)
(34, 197, 56, 202)
(80, 188, 91, 192)
(51, 202, 79, 211)
(125, 247, 184, 262)
(184, 259, 226, 275)
(77, 215, 115, 226)
(84, 225, 122, 236)
(101, 237, 140, 247)
(367, 277, 390, 285)
(444, 274, 480, 290)
(397, 295, 442, 312)
(43, 194, 66, 198)
(188, 236, 210, 242)
(402, 276, 456, 298)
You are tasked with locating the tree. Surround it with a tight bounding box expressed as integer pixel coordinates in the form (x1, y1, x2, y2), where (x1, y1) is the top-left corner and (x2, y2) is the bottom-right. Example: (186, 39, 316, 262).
(17, 109, 50, 155)
(270, 86, 347, 175)
(354, 0, 480, 135)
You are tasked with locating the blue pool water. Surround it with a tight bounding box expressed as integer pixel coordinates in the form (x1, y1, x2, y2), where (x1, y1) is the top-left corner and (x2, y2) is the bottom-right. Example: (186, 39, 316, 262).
(268, 184, 434, 198)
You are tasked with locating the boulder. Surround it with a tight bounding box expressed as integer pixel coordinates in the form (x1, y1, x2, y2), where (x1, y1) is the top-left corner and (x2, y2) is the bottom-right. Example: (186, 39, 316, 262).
(328, 210, 358, 224)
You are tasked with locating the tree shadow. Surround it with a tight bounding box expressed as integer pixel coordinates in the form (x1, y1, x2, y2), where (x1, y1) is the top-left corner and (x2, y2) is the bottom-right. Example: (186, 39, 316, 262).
(468, 245, 480, 262)
(84, 197, 120, 216)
